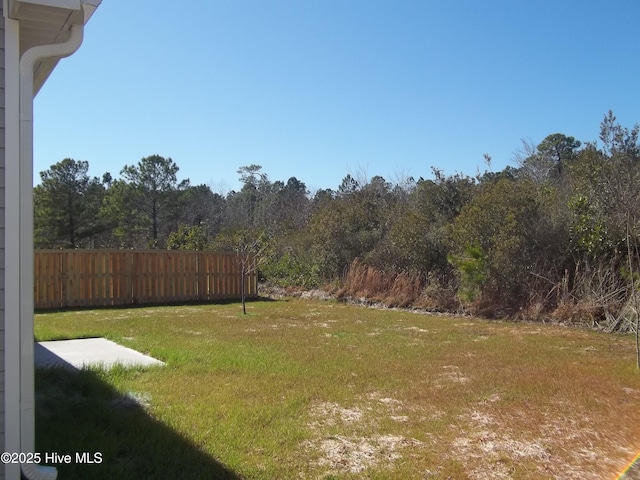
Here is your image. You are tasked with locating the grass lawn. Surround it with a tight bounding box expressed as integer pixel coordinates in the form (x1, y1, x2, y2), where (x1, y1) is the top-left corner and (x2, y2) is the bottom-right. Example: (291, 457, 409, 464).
(34, 298, 640, 479)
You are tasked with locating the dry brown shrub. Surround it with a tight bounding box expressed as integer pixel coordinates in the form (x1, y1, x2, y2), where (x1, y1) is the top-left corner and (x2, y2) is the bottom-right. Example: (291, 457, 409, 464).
(340, 260, 426, 308)
(385, 271, 421, 307)
(515, 301, 547, 323)
(340, 260, 465, 312)
(340, 259, 392, 300)
(470, 297, 500, 319)
(339, 258, 640, 327)
(550, 299, 604, 325)
(416, 273, 459, 312)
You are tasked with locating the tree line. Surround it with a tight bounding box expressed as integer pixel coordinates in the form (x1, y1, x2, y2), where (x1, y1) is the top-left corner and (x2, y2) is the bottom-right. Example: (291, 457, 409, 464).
(34, 112, 640, 330)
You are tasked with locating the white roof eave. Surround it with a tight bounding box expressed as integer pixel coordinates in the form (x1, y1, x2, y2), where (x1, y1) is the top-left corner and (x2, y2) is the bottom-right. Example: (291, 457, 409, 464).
(9, 0, 82, 14)
(7, 0, 101, 94)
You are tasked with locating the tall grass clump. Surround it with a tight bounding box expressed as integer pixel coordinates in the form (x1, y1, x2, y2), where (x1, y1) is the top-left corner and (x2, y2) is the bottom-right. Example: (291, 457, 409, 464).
(338, 259, 457, 311)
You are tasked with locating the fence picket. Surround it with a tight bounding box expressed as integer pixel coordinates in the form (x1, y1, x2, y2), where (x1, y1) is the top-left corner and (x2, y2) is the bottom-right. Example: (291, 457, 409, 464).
(34, 250, 257, 309)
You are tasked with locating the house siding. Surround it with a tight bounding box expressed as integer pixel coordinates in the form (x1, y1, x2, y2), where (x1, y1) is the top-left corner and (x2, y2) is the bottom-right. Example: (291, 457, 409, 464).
(0, 4, 6, 478)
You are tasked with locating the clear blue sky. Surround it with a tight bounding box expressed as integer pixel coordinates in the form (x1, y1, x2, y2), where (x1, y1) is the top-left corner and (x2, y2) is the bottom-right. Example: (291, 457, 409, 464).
(34, 0, 640, 193)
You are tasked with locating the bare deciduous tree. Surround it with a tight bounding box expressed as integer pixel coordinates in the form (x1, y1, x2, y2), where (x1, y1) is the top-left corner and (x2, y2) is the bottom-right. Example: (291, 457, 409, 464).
(231, 229, 269, 315)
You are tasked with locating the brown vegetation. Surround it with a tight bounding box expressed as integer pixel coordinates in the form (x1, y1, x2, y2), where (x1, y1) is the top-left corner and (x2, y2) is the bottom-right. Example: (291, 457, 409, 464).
(337, 259, 458, 312)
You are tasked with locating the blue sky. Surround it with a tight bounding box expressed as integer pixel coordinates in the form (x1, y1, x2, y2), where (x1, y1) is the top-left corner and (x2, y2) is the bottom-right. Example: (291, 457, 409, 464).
(34, 1, 640, 193)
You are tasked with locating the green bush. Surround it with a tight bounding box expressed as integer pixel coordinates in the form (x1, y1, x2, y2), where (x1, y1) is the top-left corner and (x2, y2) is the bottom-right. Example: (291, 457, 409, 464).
(447, 244, 487, 302)
(260, 252, 321, 289)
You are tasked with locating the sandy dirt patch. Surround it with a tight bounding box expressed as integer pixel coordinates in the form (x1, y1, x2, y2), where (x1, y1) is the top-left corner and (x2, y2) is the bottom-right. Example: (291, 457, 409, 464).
(303, 397, 422, 475)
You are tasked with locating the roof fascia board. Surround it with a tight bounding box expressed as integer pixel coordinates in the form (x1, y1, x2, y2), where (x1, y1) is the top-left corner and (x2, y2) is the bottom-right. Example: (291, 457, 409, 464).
(81, 0, 99, 23)
(8, 0, 81, 17)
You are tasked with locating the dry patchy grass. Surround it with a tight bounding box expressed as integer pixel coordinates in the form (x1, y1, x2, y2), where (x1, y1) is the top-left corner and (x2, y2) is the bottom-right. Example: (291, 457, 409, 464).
(35, 298, 640, 479)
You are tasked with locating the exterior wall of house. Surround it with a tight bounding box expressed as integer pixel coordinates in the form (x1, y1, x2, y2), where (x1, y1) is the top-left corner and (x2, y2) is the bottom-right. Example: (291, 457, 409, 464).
(0, 4, 6, 470)
(0, 4, 6, 479)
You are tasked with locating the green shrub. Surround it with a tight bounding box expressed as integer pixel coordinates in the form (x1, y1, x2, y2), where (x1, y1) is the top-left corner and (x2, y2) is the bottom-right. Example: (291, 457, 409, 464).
(261, 252, 321, 289)
(448, 244, 487, 302)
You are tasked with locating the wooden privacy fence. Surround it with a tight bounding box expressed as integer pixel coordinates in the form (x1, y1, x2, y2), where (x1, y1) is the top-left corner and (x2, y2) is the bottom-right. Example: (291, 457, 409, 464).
(34, 250, 258, 309)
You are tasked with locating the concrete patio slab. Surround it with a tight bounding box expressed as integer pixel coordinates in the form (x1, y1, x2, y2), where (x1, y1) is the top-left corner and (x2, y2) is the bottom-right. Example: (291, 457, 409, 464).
(35, 338, 165, 370)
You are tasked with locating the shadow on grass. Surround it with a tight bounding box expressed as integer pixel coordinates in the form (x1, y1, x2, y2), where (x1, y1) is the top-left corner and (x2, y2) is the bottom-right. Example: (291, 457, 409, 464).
(35, 367, 241, 480)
